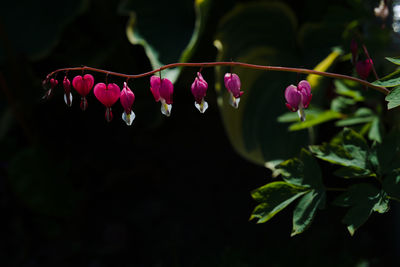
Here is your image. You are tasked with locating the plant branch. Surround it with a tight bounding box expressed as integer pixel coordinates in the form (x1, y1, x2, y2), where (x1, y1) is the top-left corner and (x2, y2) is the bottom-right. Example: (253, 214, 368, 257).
(46, 62, 390, 95)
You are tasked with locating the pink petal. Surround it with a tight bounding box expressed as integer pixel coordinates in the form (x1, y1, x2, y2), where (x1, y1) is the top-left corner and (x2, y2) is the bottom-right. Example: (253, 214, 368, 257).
(159, 78, 174, 104)
(285, 85, 301, 109)
(72, 74, 94, 96)
(150, 76, 161, 102)
(94, 83, 120, 107)
(120, 82, 135, 114)
(224, 73, 241, 98)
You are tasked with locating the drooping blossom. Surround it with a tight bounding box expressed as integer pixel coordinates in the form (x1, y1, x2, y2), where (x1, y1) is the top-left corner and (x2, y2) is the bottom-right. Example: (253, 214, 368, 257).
(224, 73, 243, 108)
(94, 83, 121, 122)
(150, 75, 174, 117)
(350, 39, 358, 65)
(356, 59, 373, 80)
(42, 78, 58, 99)
(285, 80, 312, 121)
(191, 72, 208, 113)
(120, 82, 136, 126)
(72, 74, 94, 111)
(63, 76, 72, 107)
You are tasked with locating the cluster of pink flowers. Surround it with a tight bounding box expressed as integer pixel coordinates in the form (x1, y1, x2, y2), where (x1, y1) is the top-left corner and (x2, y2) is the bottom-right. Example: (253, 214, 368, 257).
(43, 71, 244, 125)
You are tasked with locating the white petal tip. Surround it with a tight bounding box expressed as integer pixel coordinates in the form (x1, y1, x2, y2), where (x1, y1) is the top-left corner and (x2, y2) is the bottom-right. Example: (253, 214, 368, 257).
(298, 108, 306, 122)
(122, 110, 135, 126)
(161, 103, 172, 117)
(229, 94, 240, 109)
(64, 93, 73, 107)
(194, 100, 208, 113)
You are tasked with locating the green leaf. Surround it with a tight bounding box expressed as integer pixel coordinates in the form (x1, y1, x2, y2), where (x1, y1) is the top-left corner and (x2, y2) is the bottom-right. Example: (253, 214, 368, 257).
(291, 189, 326, 236)
(277, 109, 324, 123)
(383, 169, 400, 199)
(385, 57, 400, 65)
(368, 117, 383, 143)
(309, 128, 370, 170)
(288, 110, 343, 131)
(278, 149, 324, 190)
(214, 2, 308, 165)
(330, 97, 357, 113)
(335, 108, 375, 127)
(373, 77, 400, 88)
(334, 166, 376, 179)
(334, 80, 364, 102)
(250, 182, 309, 223)
(333, 183, 389, 235)
(385, 86, 400, 110)
(119, 0, 211, 81)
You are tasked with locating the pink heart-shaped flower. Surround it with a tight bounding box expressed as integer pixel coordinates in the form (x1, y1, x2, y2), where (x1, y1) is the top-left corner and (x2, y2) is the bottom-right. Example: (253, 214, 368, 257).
(72, 74, 94, 96)
(94, 83, 121, 107)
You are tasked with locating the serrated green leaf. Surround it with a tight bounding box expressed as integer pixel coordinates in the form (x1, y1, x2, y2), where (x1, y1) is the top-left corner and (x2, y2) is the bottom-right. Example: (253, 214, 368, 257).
(385, 57, 400, 65)
(373, 77, 400, 88)
(288, 110, 343, 131)
(385, 86, 400, 109)
(250, 182, 309, 223)
(333, 183, 388, 235)
(309, 128, 369, 170)
(291, 189, 325, 236)
(278, 149, 324, 190)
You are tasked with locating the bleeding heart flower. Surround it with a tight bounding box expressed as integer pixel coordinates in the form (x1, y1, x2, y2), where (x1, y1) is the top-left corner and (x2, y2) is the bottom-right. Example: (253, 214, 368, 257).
(120, 82, 136, 126)
(191, 72, 208, 113)
(63, 76, 72, 107)
(285, 80, 312, 121)
(42, 78, 58, 99)
(356, 59, 373, 80)
(150, 76, 174, 117)
(94, 83, 121, 122)
(72, 74, 94, 111)
(224, 73, 243, 108)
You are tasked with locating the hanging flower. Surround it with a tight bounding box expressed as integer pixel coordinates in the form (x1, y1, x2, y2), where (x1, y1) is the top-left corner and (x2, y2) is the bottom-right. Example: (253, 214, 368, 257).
(120, 82, 136, 126)
(285, 80, 312, 121)
(72, 74, 94, 111)
(42, 78, 58, 99)
(150, 76, 174, 117)
(94, 82, 121, 122)
(191, 72, 208, 113)
(356, 59, 373, 80)
(63, 76, 72, 107)
(224, 73, 243, 108)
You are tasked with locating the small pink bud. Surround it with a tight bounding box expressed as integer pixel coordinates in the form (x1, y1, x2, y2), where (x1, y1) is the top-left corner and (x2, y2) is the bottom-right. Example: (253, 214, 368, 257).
(356, 59, 373, 79)
(224, 73, 243, 108)
(120, 82, 136, 126)
(63, 76, 72, 107)
(73, 74, 94, 111)
(42, 78, 57, 100)
(150, 75, 174, 116)
(94, 83, 121, 122)
(191, 72, 209, 113)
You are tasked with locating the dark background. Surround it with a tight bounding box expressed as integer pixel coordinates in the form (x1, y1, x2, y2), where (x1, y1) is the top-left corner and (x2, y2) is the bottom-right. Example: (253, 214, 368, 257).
(1, 0, 399, 266)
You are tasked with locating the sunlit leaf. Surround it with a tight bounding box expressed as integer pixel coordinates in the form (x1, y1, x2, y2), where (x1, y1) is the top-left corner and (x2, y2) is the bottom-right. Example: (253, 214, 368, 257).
(291, 189, 325, 236)
(334, 80, 364, 102)
(250, 181, 308, 224)
(385, 86, 400, 109)
(385, 57, 400, 65)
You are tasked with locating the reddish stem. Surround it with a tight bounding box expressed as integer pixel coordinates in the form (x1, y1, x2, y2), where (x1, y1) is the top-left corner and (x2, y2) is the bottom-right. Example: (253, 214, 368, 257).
(45, 61, 390, 95)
